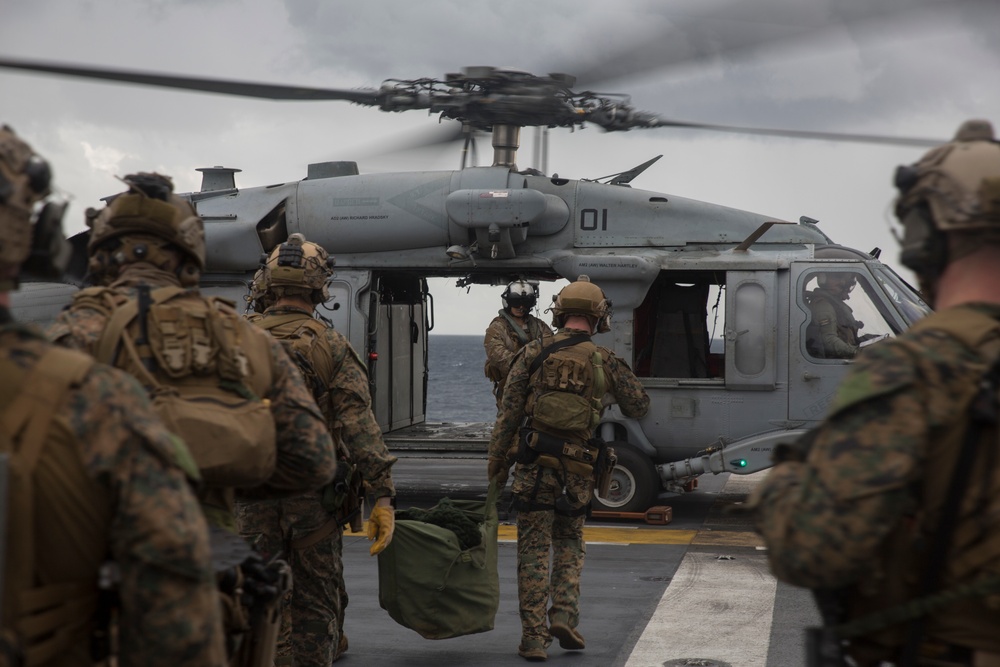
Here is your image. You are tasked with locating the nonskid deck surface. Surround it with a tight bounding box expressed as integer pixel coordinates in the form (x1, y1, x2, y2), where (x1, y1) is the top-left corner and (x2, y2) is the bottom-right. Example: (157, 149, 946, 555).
(340, 468, 818, 666)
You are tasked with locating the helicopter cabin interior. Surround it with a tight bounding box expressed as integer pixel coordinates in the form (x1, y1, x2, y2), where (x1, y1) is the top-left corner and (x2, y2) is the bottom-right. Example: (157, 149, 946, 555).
(632, 270, 725, 380)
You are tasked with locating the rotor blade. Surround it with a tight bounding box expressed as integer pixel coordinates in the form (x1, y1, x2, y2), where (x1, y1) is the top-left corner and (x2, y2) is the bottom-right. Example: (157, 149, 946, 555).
(0, 56, 381, 104)
(352, 122, 467, 162)
(569, 0, 971, 90)
(644, 117, 944, 147)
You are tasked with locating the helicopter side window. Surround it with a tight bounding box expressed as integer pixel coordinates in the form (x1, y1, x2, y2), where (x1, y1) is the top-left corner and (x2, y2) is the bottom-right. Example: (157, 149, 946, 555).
(633, 271, 725, 380)
(801, 270, 895, 361)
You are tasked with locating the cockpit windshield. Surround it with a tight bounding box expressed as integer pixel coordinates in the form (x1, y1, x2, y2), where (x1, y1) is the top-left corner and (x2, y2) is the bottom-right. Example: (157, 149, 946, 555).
(873, 265, 932, 325)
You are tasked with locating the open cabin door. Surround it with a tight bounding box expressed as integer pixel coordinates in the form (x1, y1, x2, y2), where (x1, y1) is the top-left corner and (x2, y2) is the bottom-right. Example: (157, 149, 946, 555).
(370, 274, 428, 432)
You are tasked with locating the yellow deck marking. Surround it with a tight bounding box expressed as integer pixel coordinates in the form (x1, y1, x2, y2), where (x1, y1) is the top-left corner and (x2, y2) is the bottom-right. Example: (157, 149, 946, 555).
(691, 530, 765, 548)
(349, 522, 759, 546)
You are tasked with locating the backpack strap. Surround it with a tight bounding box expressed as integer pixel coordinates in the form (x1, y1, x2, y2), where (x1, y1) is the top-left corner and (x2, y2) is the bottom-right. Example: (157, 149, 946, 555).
(1, 346, 96, 665)
(527, 334, 590, 377)
(94, 285, 186, 367)
(500, 311, 531, 346)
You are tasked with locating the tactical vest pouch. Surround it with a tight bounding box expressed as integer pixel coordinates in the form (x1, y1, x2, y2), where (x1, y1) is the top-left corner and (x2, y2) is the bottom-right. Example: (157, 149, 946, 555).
(531, 391, 594, 432)
(594, 443, 617, 499)
(483, 359, 504, 383)
(528, 340, 604, 433)
(96, 287, 277, 489)
(149, 387, 276, 487)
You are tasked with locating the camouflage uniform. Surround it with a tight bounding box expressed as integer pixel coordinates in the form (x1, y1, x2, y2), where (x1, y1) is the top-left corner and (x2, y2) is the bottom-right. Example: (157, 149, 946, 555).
(47, 273, 336, 528)
(488, 327, 649, 649)
(752, 303, 1000, 662)
(237, 305, 397, 667)
(1, 317, 227, 666)
(483, 311, 553, 408)
(806, 287, 861, 358)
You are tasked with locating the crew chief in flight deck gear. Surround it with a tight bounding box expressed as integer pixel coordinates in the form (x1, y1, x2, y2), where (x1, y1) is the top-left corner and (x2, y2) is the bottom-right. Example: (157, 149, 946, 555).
(484, 279, 554, 410)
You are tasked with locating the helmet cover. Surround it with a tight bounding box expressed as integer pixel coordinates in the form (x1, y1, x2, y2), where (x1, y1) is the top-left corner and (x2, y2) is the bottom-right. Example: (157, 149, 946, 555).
(87, 173, 205, 285)
(549, 275, 612, 333)
(0, 125, 52, 272)
(260, 233, 334, 304)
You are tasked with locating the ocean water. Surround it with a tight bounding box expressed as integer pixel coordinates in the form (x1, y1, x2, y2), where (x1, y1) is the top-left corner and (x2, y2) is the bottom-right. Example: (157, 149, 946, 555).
(425, 334, 497, 423)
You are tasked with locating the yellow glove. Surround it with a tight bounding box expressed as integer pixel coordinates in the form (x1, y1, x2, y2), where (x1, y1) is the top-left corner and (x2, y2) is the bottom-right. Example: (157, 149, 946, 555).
(368, 504, 395, 556)
(488, 456, 510, 487)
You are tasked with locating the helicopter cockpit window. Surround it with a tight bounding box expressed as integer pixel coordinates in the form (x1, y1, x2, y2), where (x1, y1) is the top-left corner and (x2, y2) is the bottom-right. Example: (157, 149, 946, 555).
(800, 270, 896, 360)
(633, 271, 725, 380)
(873, 265, 931, 326)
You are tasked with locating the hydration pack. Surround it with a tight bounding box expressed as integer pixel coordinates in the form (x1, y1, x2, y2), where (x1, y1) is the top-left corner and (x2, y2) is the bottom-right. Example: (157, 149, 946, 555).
(78, 285, 277, 488)
(526, 335, 606, 439)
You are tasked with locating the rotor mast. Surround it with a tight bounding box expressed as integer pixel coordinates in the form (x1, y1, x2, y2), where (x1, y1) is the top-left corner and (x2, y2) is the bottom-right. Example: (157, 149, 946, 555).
(491, 124, 521, 170)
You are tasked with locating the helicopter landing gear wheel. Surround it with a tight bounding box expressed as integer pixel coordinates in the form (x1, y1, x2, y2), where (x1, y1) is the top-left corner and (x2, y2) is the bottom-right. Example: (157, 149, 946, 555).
(591, 443, 659, 514)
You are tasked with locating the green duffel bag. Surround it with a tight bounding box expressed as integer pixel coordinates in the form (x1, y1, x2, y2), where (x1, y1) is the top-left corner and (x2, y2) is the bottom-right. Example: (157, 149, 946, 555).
(377, 480, 500, 639)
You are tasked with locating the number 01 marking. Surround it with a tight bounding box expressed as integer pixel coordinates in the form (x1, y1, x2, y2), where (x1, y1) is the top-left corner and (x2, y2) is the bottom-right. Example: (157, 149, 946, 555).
(580, 208, 609, 231)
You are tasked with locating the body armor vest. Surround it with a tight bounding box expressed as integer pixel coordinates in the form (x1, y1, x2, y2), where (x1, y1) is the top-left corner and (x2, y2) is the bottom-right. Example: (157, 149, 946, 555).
(525, 334, 606, 445)
(1, 345, 102, 666)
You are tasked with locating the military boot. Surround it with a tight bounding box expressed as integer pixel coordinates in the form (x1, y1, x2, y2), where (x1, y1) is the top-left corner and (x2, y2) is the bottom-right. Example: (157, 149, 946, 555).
(548, 612, 585, 650)
(518, 637, 548, 662)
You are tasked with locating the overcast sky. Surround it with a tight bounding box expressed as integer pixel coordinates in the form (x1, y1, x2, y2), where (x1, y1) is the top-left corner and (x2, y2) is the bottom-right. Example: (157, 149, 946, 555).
(1, 0, 997, 334)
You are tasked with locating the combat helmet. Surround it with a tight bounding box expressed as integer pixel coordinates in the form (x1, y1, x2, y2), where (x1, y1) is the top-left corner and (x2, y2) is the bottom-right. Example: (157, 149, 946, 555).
(259, 233, 335, 304)
(246, 267, 274, 314)
(0, 125, 69, 287)
(87, 172, 205, 286)
(816, 272, 856, 300)
(501, 280, 537, 312)
(549, 275, 612, 333)
(894, 119, 1000, 284)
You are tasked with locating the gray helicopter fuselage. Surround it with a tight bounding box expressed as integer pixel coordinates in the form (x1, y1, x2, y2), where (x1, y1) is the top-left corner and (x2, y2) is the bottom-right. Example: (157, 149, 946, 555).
(12, 164, 929, 510)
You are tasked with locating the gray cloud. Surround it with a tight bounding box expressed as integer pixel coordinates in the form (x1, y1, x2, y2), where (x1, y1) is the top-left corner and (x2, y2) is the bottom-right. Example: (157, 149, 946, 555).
(0, 0, 996, 333)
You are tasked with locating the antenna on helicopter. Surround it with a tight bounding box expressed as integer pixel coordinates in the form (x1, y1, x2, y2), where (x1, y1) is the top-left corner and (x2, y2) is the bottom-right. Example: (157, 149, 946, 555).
(592, 155, 664, 187)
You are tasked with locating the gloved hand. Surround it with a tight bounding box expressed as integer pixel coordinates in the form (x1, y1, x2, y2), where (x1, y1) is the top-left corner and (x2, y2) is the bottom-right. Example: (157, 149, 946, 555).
(368, 503, 395, 556)
(488, 456, 510, 487)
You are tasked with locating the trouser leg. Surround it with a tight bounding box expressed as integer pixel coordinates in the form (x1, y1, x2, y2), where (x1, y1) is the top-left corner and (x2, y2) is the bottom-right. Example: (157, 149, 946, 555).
(516, 508, 554, 643)
(549, 513, 586, 628)
(285, 495, 342, 667)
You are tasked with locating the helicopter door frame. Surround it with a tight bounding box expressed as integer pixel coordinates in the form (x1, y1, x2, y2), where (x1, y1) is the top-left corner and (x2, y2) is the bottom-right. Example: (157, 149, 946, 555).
(368, 273, 429, 432)
(724, 270, 778, 391)
(786, 261, 906, 422)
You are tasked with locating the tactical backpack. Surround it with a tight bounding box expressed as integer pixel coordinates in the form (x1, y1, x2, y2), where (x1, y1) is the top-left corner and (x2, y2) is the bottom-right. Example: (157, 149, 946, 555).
(526, 334, 606, 439)
(1, 345, 98, 666)
(79, 285, 278, 489)
(250, 312, 364, 531)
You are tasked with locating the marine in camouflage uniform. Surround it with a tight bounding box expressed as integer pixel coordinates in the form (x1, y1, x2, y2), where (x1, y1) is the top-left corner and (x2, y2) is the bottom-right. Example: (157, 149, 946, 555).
(0, 127, 226, 665)
(484, 280, 553, 409)
(487, 277, 649, 662)
(236, 235, 397, 666)
(751, 120, 1000, 667)
(47, 175, 336, 531)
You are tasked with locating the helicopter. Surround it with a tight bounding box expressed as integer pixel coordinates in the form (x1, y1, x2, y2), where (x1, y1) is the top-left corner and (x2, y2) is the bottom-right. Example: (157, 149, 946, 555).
(0, 0, 984, 512)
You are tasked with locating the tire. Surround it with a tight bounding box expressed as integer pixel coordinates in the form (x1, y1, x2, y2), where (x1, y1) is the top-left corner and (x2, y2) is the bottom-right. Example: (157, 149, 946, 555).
(591, 443, 659, 513)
